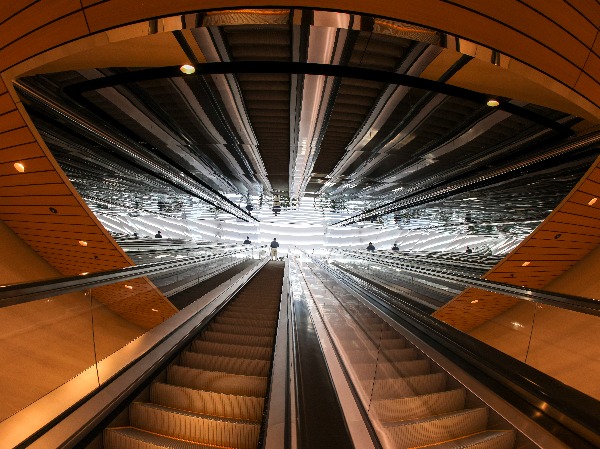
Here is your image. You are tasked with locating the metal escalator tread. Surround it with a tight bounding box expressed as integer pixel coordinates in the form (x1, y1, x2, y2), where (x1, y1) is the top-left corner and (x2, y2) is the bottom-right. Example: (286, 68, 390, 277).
(179, 351, 271, 377)
(167, 366, 268, 397)
(207, 322, 276, 337)
(190, 340, 273, 360)
(199, 330, 274, 348)
(150, 382, 265, 420)
(382, 407, 489, 449)
(373, 388, 466, 422)
(370, 372, 447, 399)
(105, 263, 285, 449)
(129, 402, 260, 448)
(213, 317, 277, 328)
(105, 427, 235, 449)
(418, 430, 516, 449)
(192, 340, 274, 360)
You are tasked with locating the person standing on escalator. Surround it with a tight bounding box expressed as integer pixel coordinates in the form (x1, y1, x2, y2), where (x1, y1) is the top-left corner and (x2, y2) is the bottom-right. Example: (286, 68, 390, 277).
(270, 238, 280, 260)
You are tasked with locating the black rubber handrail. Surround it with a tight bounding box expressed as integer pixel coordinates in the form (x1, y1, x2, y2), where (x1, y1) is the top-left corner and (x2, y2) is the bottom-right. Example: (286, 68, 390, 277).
(0, 246, 265, 308)
(334, 249, 600, 317)
(308, 254, 600, 449)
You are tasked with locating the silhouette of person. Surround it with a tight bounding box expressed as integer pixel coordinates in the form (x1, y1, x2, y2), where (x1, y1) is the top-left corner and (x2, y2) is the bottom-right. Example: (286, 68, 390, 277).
(366, 242, 375, 251)
(243, 236, 252, 244)
(466, 246, 472, 254)
(270, 238, 280, 260)
(392, 243, 399, 251)
(155, 231, 163, 238)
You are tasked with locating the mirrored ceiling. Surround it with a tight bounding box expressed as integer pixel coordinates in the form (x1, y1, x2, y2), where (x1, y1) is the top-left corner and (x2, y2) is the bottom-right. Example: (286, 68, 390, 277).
(15, 8, 600, 241)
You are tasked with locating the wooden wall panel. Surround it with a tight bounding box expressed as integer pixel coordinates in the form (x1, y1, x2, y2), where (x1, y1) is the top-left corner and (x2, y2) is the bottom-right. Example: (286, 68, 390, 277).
(0, 0, 82, 50)
(520, 0, 597, 46)
(0, 1, 37, 24)
(433, 289, 520, 332)
(435, 156, 600, 330)
(565, 0, 600, 23)
(0, 93, 16, 115)
(449, 1, 591, 66)
(0, 12, 90, 72)
(77, 0, 600, 112)
(0, 101, 175, 329)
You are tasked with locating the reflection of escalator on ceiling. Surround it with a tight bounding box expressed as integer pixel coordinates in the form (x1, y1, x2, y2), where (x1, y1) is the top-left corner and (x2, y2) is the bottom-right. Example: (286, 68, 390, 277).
(104, 262, 284, 449)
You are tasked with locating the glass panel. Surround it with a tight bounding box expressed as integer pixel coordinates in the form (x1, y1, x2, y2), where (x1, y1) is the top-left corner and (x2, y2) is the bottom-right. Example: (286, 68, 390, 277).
(466, 291, 536, 363)
(526, 303, 600, 400)
(0, 291, 97, 422)
(91, 278, 164, 384)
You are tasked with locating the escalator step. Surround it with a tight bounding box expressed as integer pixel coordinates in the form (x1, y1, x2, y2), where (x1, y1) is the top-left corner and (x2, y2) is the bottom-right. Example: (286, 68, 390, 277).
(208, 322, 275, 337)
(379, 347, 419, 362)
(355, 359, 431, 379)
(345, 347, 418, 363)
(150, 382, 264, 421)
(180, 351, 270, 377)
(130, 402, 260, 449)
(370, 373, 447, 399)
(190, 340, 273, 360)
(218, 310, 278, 322)
(379, 338, 408, 350)
(372, 388, 466, 422)
(200, 330, 274, 348)
(214, 316, 277, 328)
(104, 427, 231, 449)
(383, 407, 489, 449)
(419, 430, 515, 449)
(167, 365, 268, 397)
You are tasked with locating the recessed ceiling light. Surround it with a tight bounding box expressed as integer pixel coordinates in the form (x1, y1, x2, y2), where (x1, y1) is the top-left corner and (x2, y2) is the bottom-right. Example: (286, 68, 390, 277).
(487, 99, 500, 107)
(124, 285, 133, 289)
(151, 308, 158, 312)
(470, 299, 479, 304)
(180, 64, 195, 74)
(14, 162, 25, 173)
(588, 197, 597, 206)
(522, 261, 530, 266)
(79, 272, 89, 275)
(78, 240, 88, 246)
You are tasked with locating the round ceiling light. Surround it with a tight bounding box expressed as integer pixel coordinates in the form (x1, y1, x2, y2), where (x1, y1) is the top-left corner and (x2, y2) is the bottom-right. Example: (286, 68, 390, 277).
(486, 99, 500, 107)
(14, 162, 25, 173)
(180, 64, 196, 74)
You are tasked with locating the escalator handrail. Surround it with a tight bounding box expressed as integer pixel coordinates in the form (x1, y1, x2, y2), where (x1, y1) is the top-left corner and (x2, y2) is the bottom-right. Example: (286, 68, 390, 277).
(334, 249, 600, 317)
(307, 252, 600, 449)
(0, 245, 267, 308)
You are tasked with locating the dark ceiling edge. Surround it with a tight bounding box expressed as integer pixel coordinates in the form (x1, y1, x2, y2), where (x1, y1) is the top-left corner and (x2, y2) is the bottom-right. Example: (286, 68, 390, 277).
(62, 61, 574, 137)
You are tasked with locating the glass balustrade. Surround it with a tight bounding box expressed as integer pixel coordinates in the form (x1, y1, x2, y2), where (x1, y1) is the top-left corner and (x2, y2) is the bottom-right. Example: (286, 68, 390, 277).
(0, 244, 262, 429)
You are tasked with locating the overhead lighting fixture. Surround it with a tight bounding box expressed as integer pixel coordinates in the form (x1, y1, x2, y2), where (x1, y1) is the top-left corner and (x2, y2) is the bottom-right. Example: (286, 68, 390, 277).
(470, 299, 479, 304)
(180, 64, 195, 74)
(588, 197, 597, 206)
(522, 261, 530, 266)
(486, 99, 500, 107)
(79, 272, 89, 276)
(78, 240, 88, 247)
(124, 285, 133, 290)
(13, 162, 25, 173)
(151, 308, 158, 312)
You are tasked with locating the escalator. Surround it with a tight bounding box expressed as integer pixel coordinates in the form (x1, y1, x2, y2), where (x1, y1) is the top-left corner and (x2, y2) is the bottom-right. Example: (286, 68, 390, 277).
(4, 251, 600, 449)
(297, 261, 517, 449)
(104, 262, 284, 449)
